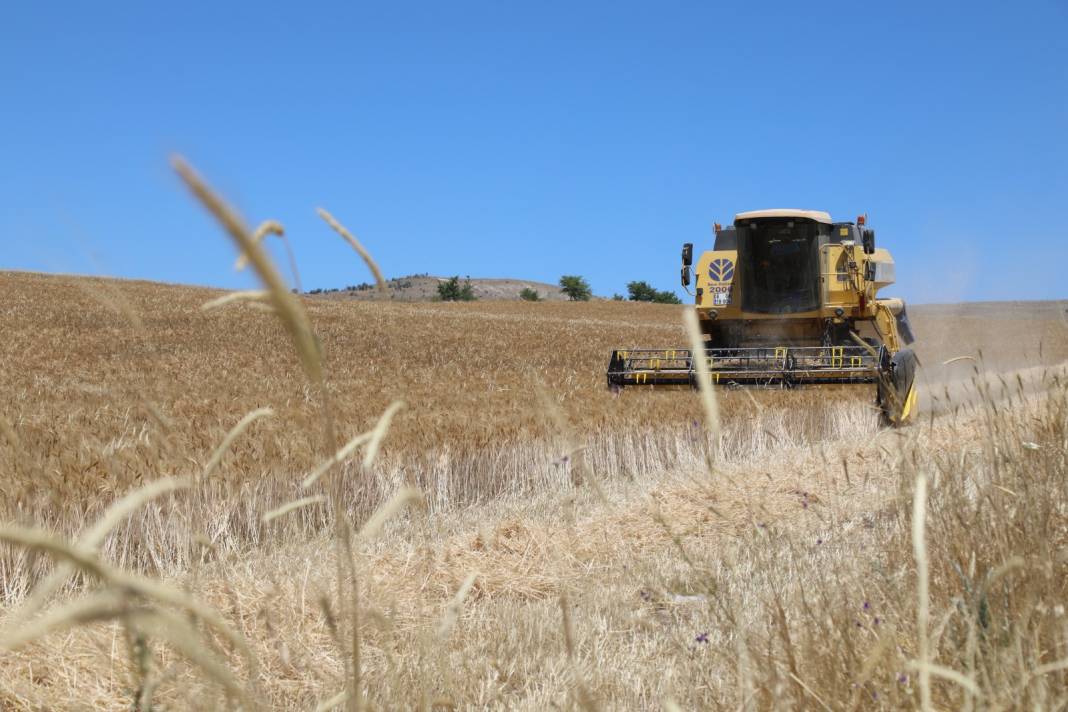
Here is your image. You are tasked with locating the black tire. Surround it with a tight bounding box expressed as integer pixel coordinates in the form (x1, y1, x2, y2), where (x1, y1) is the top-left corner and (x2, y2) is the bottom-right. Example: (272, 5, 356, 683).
(878, 348, 918, 425)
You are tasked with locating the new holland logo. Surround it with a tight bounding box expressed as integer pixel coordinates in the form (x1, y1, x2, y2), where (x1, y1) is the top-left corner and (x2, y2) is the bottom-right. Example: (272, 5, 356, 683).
(708, 258, 734, 282)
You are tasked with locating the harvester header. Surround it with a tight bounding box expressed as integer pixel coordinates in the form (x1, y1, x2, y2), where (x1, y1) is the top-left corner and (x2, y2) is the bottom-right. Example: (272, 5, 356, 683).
(608, 209, 918, 425)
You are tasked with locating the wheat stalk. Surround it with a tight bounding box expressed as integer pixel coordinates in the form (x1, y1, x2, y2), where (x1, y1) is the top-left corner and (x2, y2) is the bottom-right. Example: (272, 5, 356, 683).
(13, 477, 190, 623)
(437, 572, 478, 639)
(0, 522, 259, 705)
(0, 526, 253, 661)
(317, 208, 388, 295)
(201, 290, 270, 311)
(202, 407, 274, 479)
(362, 400, 404, 468)
(172, 156, 323, 384)
(913, 470, 932, 712)
(234, 220, 285, 270)
(302, 401, 404, 488)
(683, 308, 720, 435)
(356, 487, 422, 540)
(303, 432, 373, 489)
(263, 496, 326, 523)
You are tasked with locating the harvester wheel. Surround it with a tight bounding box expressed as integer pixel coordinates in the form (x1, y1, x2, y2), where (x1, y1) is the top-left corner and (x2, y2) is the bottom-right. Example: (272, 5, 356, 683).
(878, 348, 918, 426)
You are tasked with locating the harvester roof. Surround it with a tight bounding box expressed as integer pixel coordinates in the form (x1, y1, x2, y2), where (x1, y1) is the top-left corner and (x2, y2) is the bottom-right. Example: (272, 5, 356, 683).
(734, 209, 832, 224)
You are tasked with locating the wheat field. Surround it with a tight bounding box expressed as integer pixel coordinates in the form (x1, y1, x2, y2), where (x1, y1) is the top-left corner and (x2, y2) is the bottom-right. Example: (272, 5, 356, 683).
(1, 171, 1066, 709)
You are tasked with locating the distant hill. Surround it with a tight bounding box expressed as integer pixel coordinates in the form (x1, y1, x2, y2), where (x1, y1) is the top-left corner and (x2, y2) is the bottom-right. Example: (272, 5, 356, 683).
(313, 274, 572, 301)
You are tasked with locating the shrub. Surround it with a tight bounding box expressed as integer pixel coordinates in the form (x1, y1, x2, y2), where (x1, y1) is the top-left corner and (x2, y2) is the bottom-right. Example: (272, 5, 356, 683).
(437, 276, 476, 301)
(519, 287, 541, 302)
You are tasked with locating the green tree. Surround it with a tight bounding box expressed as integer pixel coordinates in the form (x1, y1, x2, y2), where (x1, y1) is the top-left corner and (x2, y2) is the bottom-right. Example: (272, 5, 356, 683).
(653, 291, 682, 305)
(437, 276, 476, 301)
(627, 280, 682, 304)
(558, 275, 592, 301)
(519, 287, 541, 302)
(626, 281, 658, 302)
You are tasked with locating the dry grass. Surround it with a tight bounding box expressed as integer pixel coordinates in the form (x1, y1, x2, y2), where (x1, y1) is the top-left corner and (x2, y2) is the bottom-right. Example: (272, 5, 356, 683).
(3, 381, 1064, 709)
(0, 163, 1066, 709)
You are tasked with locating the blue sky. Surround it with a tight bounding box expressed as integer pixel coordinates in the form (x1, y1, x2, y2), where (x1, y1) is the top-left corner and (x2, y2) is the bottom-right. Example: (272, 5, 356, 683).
(2, 1, 1066, 303)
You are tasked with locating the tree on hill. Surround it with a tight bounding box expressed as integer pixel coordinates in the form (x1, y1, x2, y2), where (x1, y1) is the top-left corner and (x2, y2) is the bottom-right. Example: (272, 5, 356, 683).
(558, 275, 592, 301)
(519, 287, 541, 302)
(437, 276, 476, 301)
(654, 291, 682, 304)
(627, 280, 682, 304)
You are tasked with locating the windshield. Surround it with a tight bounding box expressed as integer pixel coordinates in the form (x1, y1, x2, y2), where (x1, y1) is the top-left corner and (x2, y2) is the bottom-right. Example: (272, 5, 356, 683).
(737, 218, 823, 313)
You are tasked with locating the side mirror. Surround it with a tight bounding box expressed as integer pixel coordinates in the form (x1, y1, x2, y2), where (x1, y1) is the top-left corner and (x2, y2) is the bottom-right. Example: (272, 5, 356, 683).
(862, 229, 876, 255)
(681, 265, 691, 287)
(682, 243, 693, 267)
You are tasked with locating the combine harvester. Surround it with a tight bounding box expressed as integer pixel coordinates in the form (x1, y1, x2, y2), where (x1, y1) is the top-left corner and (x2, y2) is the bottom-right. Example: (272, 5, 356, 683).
(607, 209, 918, 425)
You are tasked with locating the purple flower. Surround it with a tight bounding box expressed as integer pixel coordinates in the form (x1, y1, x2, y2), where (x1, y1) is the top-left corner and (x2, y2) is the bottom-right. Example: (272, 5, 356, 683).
(873, 617, 881, 626)
(695, 632, 709, 644)
(816, 538, 823, 545)
(898, 673, 908, 684)
(863, 601, 871, 611)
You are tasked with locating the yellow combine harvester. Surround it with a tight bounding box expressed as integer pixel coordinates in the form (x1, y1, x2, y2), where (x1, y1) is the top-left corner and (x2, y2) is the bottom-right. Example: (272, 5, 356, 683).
(607, 209, 918, 425)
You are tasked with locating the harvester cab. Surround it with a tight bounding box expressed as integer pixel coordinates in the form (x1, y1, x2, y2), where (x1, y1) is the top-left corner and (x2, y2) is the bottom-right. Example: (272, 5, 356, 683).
(607, 209, 919, 425)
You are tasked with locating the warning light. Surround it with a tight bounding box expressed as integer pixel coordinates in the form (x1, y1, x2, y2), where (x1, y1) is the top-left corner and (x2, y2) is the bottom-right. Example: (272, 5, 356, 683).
(857, 214, 867, 226)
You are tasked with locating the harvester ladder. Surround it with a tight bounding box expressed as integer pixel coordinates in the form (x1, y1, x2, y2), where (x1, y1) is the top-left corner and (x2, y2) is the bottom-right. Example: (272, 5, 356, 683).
(774, 347, 788, 369)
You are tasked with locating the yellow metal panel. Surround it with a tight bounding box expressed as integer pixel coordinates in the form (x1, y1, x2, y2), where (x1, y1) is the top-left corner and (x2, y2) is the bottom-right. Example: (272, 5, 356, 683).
(899, 384, 917, 423)
(694, 248, 739, 313)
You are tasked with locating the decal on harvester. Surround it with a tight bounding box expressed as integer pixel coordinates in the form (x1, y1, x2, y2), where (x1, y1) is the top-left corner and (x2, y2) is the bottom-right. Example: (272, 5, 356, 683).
(707, 258, 734, 305)
(708, 258, 734, 282)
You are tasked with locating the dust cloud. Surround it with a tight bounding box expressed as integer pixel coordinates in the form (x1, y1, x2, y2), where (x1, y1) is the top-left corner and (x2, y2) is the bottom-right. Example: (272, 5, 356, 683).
(909, 300, 1068, 414)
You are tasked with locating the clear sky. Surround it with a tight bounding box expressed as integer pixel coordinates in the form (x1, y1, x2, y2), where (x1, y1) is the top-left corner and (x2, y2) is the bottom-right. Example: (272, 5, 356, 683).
(2, 1, 1066, 303)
